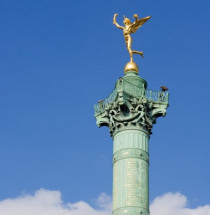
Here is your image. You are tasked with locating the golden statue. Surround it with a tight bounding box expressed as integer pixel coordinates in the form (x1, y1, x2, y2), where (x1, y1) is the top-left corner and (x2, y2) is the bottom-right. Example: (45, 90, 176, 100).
(113, 13, 151, 63)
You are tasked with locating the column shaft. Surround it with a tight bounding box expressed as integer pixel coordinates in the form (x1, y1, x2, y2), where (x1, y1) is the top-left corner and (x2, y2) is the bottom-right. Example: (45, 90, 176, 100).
(112, 129, 150, 215)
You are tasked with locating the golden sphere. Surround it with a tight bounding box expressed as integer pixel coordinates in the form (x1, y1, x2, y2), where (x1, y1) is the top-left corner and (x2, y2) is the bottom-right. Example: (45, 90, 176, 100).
(124, 62, 139, 74)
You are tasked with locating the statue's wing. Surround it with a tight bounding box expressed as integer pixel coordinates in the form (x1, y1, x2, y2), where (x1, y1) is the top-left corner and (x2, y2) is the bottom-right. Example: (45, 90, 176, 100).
(130, 16, 151, 34)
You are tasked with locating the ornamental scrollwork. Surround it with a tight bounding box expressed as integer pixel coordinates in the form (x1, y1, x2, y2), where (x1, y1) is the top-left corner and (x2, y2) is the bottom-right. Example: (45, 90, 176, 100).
(94, 78, 168, 116)
(95, 77, 168, 136)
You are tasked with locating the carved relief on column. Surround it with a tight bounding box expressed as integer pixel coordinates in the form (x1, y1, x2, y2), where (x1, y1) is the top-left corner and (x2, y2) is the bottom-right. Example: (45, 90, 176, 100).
(107, 97, 153, 136)
(94, 76, 169, 136)
(95, 94, 168, 137)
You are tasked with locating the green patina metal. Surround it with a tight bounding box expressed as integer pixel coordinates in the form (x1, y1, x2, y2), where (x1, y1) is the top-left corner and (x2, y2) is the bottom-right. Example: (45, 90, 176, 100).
(94, 70, 169, 215)
(94, 72, 168, 118)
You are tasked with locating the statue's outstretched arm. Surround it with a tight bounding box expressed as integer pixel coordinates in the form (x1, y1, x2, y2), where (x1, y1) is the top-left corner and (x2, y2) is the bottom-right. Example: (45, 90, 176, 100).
(113, 14, 124, 29)
(133, 14, 138, 22)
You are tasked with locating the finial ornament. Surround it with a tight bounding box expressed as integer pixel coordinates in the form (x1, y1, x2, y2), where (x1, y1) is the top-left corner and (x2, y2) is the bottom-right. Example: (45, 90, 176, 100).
(113, 13, 151, 63)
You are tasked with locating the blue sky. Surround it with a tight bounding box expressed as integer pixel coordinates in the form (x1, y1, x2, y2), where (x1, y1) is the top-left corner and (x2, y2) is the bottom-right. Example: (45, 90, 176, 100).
(0, 0, 210, 214)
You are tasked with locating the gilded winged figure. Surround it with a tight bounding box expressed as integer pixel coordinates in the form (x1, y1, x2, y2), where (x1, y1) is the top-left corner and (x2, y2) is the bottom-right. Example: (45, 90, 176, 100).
(113, 14, 151, 62)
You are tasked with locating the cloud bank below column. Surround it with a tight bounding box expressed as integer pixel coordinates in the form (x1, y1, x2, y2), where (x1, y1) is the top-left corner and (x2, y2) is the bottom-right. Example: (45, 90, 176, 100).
(0, 189, 209, 215)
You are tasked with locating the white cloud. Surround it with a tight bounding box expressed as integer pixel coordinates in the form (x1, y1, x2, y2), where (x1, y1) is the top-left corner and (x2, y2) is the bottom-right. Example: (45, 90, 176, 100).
(0, 189, 111, 215)
(0, 189, 210, 215)
(150, 192, 210, 215)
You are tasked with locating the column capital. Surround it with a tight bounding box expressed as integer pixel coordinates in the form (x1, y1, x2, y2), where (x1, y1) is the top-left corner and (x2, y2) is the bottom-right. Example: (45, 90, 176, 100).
(94, 72, 169, 137)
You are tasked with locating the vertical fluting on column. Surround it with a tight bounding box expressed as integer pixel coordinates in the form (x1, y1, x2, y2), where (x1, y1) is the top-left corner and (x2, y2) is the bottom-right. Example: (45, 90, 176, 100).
(112, 129, 150, 215)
